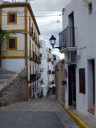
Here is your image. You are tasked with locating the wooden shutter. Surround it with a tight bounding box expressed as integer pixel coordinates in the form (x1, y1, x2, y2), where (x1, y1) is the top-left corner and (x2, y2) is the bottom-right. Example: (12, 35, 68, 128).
(79, 68, 85, 94)
(9, 39, 15, 48)
(9, 14, 15, 22)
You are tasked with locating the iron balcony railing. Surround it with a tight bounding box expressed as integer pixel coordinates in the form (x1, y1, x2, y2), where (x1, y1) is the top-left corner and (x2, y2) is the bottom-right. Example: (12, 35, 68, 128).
(30, 73, 41, 81)
(39, 80, 43, 84)
(52, 71, 55, 74)
(66, 51, 77, 64)
(48, 70, 51, 74)
(33, 51, 36, 60)
(30, 74, 36, 81)
(29, 52, 41, 64)
(59, 27, 76, 49)
(38, 56, 41, 64)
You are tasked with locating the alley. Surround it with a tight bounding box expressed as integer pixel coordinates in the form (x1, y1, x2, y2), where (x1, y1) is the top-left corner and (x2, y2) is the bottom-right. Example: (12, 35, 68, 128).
(0, 96, 78, 128)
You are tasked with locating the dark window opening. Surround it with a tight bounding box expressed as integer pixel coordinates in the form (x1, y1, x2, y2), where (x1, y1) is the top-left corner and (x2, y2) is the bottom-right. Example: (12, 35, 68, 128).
(9, 13, 15, 23)
(9, 39, 15, 48)
(79, 68, 85, 94)
(88, 2, 92, 15)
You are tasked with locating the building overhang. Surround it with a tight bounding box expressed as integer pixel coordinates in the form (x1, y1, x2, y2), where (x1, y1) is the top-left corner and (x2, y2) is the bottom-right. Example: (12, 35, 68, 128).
(60, 47, 77, 53)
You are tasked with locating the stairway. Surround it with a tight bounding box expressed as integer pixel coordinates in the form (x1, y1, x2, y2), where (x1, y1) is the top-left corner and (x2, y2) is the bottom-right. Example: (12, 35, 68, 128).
(0, 68, 15, 85)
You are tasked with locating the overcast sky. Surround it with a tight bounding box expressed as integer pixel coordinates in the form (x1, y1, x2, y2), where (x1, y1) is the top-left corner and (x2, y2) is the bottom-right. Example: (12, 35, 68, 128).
(4, 0, 71, 59)
(30, 0, 71, 59)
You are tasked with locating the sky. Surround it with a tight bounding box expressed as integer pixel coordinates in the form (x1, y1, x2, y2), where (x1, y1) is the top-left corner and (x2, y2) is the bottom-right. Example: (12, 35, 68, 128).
(3, 0, 71, 59)
(30, 0, 71, 59)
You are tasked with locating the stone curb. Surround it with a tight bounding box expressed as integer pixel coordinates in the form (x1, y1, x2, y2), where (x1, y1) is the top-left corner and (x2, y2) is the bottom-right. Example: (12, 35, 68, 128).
(64, 106, 89, 128)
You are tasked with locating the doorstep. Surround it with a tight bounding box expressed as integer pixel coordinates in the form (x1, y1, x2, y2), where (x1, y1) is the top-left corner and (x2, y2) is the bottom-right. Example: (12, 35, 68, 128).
(64, 106, 96, 128)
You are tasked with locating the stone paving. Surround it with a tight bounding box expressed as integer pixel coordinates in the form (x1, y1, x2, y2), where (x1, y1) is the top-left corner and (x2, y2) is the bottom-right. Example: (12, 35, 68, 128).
(0, 95, 78, 128)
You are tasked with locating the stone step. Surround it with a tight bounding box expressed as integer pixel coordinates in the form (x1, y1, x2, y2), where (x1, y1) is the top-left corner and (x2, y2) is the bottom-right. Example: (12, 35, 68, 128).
(0, 76, 12, 79)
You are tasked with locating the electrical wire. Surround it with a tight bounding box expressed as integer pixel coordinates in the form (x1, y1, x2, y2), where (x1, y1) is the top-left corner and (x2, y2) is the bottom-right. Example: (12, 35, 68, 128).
(0, 14, 62, 18)
(39, 21, 60, 27)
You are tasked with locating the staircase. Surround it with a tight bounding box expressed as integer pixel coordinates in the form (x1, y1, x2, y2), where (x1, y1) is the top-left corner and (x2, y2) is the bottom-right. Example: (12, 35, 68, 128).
(0, 68, 15, 85)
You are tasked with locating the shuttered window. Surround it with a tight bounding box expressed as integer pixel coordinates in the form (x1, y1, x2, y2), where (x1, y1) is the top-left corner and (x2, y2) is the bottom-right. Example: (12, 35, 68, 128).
(9, 14, 15, 22)
(79, 68, 85, 94)
(9, 39, 15, 48)
(8, 37, 17, 50)
(7, 12, 17, 24)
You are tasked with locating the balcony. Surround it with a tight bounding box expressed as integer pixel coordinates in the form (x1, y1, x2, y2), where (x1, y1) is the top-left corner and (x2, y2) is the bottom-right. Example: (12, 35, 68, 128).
(59, 27, 77, 53)
(30, 74, 36, 81)
(39, 80, 43, 84)
(40, 68, 43, 72)
(36, 73, 41, 79)
(48, 70, 51, 74)
(29, 27, 33, 36)
(29, 52, 41, 64)
(40, 53, 42, 58)
(30, 73, 41, 82)
(52, 71, 55, 74)
(48, 58, 51, 62)
(38, 56, 41, 64)
(66, 51, 77, 65)
(33, 51, 36, 60)
(38, 42, 41, 48)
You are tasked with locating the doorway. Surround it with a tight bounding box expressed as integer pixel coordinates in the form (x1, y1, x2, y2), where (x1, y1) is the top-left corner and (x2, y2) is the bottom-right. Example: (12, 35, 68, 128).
(88, 59, 95, 114)
(68, 12, 75, 47)
(68, 65, 76, 107)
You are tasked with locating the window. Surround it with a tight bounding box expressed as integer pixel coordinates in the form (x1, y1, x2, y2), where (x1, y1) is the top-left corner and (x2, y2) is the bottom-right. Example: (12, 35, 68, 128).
(88, 2, 92, 15)
(8, 37, 17, 50)
(7, 12, 17, 24)
(79, 68, 85, 94)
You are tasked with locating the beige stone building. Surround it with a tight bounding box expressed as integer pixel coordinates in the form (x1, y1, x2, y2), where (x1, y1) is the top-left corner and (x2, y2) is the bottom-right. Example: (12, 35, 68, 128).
(55, 59, 65, 106)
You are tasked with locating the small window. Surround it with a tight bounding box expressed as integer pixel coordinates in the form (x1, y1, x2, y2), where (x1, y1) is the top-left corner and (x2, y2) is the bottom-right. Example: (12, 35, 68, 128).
(7, 12, 17, 24)
(8, 37, 17, 50)
(79, 68, 85, 94)
(88, 2, 92, 15)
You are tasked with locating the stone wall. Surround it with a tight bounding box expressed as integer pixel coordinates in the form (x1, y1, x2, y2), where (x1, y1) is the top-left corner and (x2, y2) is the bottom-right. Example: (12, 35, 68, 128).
(55, 60, 65, 106)
(0, 67, 28, 106)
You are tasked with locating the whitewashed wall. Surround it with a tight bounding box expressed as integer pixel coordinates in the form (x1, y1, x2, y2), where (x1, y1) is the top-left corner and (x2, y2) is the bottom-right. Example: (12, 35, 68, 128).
(63, 0, 96, 116)
(2, 7, 25, 30)
(2, 59, 25, 72)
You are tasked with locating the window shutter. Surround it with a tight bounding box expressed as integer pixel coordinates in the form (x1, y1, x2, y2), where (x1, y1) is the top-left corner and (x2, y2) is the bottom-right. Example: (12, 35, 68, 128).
(79, 68, 85, 94)
(9, 39, 15, 48)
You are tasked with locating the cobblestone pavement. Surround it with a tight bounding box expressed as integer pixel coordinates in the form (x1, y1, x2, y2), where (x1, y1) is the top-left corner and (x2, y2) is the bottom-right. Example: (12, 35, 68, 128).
(0, 95, 78, 128)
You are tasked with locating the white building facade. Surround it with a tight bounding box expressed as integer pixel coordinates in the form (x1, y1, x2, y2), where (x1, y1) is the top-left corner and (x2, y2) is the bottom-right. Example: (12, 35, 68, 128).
(39, 40, 48, 96)
(39, 40, 56, 96)
(59, 0, 96, 118)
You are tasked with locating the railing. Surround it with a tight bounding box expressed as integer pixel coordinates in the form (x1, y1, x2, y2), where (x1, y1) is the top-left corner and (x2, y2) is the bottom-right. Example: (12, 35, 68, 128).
(29, 52, 41, 64)
(40, 68, 43, 72)
(66, 51, 77, 64)
(39, 80, 43, 84)
(38, 42, 41, 48)
(48, 70, 51, 74)
(49, 80, 54, 85)
(59, 27, 76, 49)
(30, 74, 36, 81)
(33, 51, 36, 60)
(48, 58, 51, 62)
(30, 73, 41, 81)
(52, 71, 55, 74)
(38, 56, 41, 64)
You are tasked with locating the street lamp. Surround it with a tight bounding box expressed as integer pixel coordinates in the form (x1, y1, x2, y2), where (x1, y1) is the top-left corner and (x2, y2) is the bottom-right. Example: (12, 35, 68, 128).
(49, 35, 56, 48)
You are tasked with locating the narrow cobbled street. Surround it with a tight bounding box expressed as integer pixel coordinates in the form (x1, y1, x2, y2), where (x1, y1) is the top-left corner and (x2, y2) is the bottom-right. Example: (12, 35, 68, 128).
(0, 95, 78, 128)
